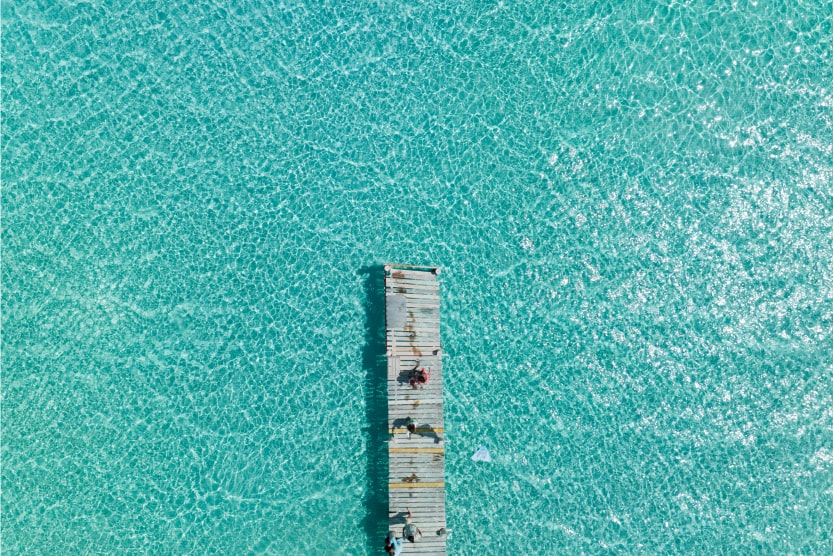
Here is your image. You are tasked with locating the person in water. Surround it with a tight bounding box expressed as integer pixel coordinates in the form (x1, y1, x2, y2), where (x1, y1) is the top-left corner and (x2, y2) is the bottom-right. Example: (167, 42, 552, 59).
(402, 507, 423, 543)
(384, 531, 403, 556)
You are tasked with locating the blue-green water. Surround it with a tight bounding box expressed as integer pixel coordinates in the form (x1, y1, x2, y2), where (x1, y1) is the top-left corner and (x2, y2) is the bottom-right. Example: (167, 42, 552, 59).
(3, 1, 832, 553)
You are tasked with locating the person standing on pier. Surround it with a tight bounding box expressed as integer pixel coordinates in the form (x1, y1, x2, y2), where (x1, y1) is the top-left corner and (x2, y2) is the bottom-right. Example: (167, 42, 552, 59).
(409, 367, 430, 388)
(403, 507, 423, 543)
(384, 531, 403, 555)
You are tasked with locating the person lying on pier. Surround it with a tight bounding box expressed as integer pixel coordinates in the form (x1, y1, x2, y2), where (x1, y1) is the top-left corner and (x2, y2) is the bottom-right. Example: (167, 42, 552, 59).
(408, 367, 430, 388)
(384, 531, 403, 556)
(403, 508, 423, 543)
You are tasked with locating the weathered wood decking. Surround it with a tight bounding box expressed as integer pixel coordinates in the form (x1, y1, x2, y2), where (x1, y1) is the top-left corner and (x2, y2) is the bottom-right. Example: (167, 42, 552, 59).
(385, 264, 446, 555)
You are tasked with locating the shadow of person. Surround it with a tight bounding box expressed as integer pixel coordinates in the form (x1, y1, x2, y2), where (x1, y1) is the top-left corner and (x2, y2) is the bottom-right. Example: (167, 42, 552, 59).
(412, 424, 443, 444)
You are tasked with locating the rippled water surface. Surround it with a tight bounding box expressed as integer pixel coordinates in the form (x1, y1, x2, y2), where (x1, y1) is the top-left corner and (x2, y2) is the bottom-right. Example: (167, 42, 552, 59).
(3, 1, 832, 553)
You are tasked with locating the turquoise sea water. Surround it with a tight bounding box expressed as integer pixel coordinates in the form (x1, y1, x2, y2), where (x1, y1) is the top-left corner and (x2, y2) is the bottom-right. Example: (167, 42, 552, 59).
(2, 1, 832, 553)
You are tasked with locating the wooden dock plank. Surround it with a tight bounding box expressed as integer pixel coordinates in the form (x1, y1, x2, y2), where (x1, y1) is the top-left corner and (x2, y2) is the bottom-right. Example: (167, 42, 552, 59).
(386, 286, 440, 295)
(390, 268, 439, 280)
(385, 264, 446, 555)
(388, 291, 440, 300)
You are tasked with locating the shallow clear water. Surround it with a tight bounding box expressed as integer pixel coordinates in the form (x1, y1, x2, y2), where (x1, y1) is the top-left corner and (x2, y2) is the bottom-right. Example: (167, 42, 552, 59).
(2, 1, 832, 553)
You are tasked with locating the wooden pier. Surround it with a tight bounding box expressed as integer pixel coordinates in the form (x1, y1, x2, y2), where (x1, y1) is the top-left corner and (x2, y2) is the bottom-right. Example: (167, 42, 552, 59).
(385, 264, 446, 555)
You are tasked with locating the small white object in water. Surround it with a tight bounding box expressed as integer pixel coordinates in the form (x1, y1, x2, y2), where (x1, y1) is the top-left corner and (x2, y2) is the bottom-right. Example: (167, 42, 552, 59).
(471, 446, 492, 462)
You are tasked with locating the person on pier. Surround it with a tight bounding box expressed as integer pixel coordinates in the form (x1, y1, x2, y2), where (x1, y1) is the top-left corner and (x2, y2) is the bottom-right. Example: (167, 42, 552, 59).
(384, 531, 403, 555)
(403, 507, 423, 543)
(409, 367, 430, 388)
